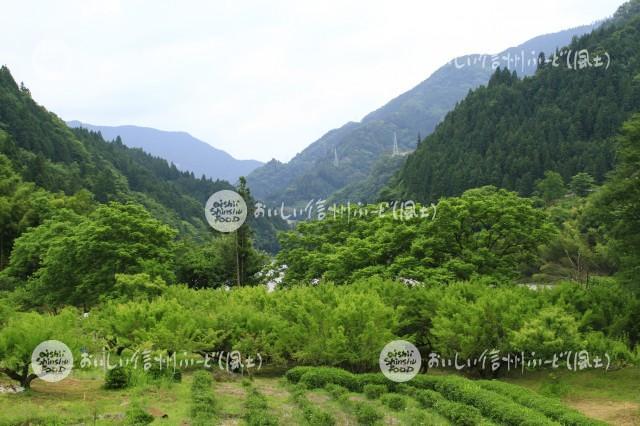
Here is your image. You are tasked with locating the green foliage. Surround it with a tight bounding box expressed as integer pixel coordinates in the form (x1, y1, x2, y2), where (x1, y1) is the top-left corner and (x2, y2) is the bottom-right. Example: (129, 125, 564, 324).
(416, 375, 558, 426)
(429, 284, 537, 366)
(589, 113, 640, 287)
(362, 384, 387, 399)
(285, 366, 315, 384)
(510, 306, 581, 358)
(72, 277, 639, 373)
(111, 273, 168, 301)
(353, 401, 384, 425)
(175, 233, 266, 289)
(324, 383, 349, 399)
(124, 402, 154, 425)
(0, 308, 82, 388)
(402, 388, 483, 425)
(146, 364, 181, 383)
(14, 202, 176, 308)
(104, 366, 131, 390)
(244, 387, 279, 426)
(570, 173, 595, 197)
(534, 201, 614, 284)
(478, 379, 606, 425)
(379, 393, 406, 411)
(535, 171, 566, 205)
(291, 385, 336, 426)
(395, 7, 640, 202)
(299, 367, 360, 391)
(278, 187, 553, 284)
(190, 370, 217, 424)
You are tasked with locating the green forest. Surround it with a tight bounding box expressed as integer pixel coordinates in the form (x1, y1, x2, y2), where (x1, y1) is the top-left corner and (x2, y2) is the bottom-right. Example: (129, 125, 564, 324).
(1, 1, 640, 425)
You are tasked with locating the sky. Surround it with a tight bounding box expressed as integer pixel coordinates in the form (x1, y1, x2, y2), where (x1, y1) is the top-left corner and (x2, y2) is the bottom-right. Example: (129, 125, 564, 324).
(0, 0, 626, 162)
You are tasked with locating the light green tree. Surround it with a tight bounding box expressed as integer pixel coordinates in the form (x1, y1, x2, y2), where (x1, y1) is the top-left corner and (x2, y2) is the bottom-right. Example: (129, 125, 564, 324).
(535, 171, 566, 204)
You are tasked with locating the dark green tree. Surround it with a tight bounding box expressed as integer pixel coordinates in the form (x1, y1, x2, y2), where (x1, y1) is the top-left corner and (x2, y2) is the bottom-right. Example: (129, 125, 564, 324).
(570, 172, 596, 196)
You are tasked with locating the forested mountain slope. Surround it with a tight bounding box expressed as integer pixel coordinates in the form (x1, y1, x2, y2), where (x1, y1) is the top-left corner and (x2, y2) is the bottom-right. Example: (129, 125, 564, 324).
(391, 1, 640, 202)
(67, 121, 262, 183)
(247, 24, 599, 206)
(0, 66, 283, 252)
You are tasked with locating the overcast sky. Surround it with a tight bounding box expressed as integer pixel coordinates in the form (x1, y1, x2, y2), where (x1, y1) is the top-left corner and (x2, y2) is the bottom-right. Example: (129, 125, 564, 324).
(0, 0, 625, 162)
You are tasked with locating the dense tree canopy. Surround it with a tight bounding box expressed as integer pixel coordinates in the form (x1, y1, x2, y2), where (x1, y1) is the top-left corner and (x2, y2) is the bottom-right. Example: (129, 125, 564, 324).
(391, 9, 640, 203)
(278, 186, 553, 284)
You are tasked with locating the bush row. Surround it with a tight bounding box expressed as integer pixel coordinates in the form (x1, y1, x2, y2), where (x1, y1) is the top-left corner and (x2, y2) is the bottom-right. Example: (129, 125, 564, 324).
(379, 393, 407, 411)
(316, 380, 384, 426)
(363, 384, 387, 399)
(244, 386, 279, 426)
(290, 385, 336, 426)
(477, 380, 607, 426)
(104, 364, 182, 390)
(124, 402, 154, 425)
(324, 383, 350, 399)
(353, 401, 384, 426)
(286, 367, 597, 426)
(412, 375, 560, 426)
(190, 370, 217, 425)
(286, 366, 390, 393)
(411, 388, 483, 426)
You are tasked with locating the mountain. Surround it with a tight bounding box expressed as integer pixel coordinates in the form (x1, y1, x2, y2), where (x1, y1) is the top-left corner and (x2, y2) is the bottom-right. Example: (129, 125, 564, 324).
(0, 67, 283, 253)
(391, 0, 640, 203)
(246, 23, 600, 206)
(66, 121, 262, 183)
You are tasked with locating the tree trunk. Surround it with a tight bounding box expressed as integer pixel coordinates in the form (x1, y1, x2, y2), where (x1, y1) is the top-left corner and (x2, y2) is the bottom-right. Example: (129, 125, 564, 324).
(0, 364, 38, 389)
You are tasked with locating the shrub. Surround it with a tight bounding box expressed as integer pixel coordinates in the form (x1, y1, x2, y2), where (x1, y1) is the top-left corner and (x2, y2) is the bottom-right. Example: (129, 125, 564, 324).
(190, 371, 216, 422)
(428, 375, 556, 426)
(245, 411, 279, 426)
(291, 384, 336, 426)
(245, 388, 269, 411)
(478, 380, 606, 426)
(299, 367, 358, 391)
(405, 409, 447, 426)
(324, 383, 349, 399)
(304, 410, 336, 426)
(413, 389, 444, 408)
(245, 387, 279, 426)
(357, 373, 391, 390)
(146, 365, 182, 383)
(353, 401, 383, 425)
(171, 369, 183, 383)
(285, 366, 314, 383)
(380, 393, 407, 411)
(438, 399, 483, 426)
(362, 384, 387, 399)
(124, 403, 154, 425)
(104, 366, 130, 389)
(191, 370, 213, 391)
(412, 389, 482, 426)
(394, 383, 416, 396)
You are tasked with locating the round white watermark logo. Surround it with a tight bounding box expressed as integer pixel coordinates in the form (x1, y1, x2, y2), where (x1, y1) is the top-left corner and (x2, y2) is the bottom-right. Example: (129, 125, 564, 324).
(31, 340, 74, 383)
(379, 340, 421, 382)
(205, 190, 248, 233)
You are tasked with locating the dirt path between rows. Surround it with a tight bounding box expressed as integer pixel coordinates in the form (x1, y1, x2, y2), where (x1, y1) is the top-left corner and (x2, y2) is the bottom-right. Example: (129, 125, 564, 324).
(568, 399, 639, 425)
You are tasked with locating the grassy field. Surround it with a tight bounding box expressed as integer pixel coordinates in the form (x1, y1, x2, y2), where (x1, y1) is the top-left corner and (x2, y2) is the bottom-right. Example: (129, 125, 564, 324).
(504, 368, 640, 426)
(0, 367, 637, 425)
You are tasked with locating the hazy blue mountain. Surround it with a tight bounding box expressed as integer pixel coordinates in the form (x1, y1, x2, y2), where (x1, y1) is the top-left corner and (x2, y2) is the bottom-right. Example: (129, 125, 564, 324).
(67, 121, 262, 183)
(246, 23, 600, 206)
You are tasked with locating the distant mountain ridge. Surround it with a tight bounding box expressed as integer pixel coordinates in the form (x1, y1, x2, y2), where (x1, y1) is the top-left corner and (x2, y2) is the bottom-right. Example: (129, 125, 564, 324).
(246, 23, 600, 206)
(67, 121, 262, 183)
